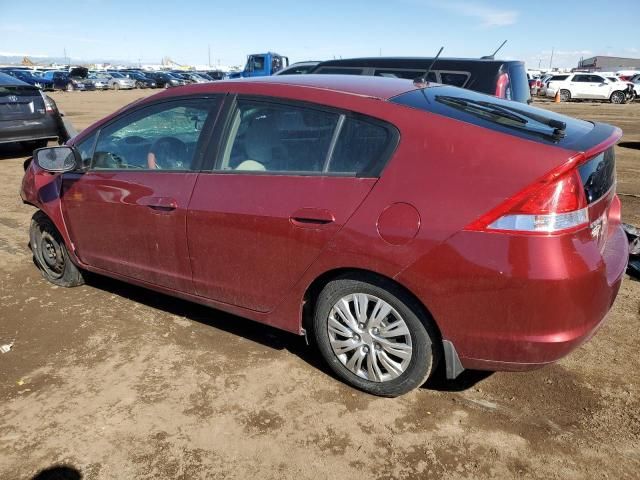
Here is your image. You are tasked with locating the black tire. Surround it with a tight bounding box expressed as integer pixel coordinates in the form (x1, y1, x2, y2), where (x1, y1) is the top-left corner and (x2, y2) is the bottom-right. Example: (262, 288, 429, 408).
(312, 274, 439, 397)
(30, 211, 84, 287)
(610, 91, 626, 104)
(560, 89, 571, 102)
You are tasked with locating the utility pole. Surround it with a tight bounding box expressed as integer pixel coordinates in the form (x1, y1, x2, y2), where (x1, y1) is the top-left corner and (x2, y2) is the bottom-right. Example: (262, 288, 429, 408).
(549, 47, 554, 70)
(208, 44, 211, 67)
(63, 47, 68, 67)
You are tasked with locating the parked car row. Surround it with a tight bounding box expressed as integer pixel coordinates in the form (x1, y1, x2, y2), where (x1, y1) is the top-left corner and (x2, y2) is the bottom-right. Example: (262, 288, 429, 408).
(0, 66, 226, 92)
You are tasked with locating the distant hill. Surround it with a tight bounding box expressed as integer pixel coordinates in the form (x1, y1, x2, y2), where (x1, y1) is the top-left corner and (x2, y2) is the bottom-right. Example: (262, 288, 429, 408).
(0, 54, 136, 67)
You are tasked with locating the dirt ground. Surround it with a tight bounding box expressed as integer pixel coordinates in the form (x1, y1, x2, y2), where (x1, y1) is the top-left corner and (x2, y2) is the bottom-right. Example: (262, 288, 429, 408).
(0, 89, 638, 480)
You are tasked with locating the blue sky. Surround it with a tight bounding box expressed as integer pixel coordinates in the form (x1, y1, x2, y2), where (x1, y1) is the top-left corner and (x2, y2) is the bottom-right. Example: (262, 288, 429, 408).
(1, 0, 638, 68)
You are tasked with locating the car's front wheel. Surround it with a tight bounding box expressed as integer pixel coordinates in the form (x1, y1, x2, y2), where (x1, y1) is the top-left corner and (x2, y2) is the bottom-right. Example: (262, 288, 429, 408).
(560, 89, 571, 102)
(30, 211, 84, 287)
(610, 91, 626, 104)
(313, 275, 439, 397)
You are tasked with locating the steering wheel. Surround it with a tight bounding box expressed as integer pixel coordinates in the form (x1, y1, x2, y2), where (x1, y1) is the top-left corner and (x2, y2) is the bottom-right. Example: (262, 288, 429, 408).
(147, 137, 188, 170)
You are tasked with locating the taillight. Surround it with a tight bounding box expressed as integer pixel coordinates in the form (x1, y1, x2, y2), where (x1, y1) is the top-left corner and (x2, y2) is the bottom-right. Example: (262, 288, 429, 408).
(495, 72, 510, 98)
(466, 159, 590, 234)
(40, 92, 57, 114)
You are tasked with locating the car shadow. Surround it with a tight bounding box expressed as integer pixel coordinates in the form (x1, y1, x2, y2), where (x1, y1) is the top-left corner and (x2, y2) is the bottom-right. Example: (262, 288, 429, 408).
(84, 272, 492, 394)
(0, 143, 29, 160)
(31, 465, 82, 480)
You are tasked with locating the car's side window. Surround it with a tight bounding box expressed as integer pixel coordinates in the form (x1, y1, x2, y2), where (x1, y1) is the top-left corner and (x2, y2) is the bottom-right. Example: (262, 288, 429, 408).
(218, 100, 340, 173)
(574, 75, 589, 82)
(91, 98, 218, 171)
(329, 117, 393, 176)
(74, 131, 98, 169)
(217, 98, 397, 177)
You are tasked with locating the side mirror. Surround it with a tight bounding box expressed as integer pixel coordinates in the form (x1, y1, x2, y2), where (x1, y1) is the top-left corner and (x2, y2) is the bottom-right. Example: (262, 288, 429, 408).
(34, 146, 79, 173)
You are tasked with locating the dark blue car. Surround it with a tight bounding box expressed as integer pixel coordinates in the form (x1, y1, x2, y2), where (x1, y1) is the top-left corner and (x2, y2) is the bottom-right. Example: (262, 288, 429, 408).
(4, 70, 54, 91)
(41, 71, 95, 91)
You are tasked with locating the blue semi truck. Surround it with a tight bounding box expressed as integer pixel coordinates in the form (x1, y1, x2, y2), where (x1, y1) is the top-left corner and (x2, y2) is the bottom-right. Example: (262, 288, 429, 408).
(227, 52, 289, 78)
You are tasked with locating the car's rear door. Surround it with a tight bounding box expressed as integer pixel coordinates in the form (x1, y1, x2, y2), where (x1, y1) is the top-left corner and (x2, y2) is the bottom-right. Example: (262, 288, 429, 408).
(187, 96, 397, 312)
(586, 75, 608, 99)
(61, 96, 222, 292)
(570, 74, 591, 98)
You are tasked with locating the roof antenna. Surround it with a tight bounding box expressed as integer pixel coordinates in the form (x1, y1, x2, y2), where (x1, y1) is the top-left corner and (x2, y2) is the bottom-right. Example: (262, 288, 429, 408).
(413, 46, 444, 87)
(481, 40, 507, 60)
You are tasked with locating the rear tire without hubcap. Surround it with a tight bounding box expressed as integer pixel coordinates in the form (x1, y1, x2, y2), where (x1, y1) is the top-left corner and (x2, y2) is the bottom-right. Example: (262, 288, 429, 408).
(30, 212, 84, 287)
(313, 275, 438, 397)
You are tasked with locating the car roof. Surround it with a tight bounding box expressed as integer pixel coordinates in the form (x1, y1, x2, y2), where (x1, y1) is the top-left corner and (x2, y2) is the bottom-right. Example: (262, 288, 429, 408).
(216, 74, 422, 100)
(313, 57, 521, 68)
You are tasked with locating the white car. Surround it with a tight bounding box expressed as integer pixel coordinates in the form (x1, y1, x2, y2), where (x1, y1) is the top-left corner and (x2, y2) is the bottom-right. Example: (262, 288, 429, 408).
(546, 73, 633, 103)
(633, 80, 640, 99)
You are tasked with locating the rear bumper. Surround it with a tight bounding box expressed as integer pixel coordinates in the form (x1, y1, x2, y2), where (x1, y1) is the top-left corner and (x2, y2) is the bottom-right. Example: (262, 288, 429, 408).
(399, 223, 629, 374)
(0, 115, 60, 144)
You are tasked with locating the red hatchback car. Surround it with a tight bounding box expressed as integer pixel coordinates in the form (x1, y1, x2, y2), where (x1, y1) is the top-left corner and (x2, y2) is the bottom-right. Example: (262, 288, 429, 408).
(21, 75, 628, 396)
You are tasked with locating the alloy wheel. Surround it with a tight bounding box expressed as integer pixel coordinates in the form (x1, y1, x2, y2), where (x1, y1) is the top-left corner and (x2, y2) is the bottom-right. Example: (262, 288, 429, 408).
(611, 91, 625, 104)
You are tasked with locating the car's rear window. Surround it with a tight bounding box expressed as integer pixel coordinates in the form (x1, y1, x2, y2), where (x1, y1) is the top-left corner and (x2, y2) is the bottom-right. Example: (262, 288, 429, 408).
(440, 71, 469, 87)
(391, 85, 594, 147)
(314, 67, 365, 75)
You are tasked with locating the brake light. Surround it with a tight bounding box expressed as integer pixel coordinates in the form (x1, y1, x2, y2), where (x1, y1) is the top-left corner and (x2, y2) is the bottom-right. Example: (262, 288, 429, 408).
(495, 72, 510, 98)
(40, 91, 57, 114)
(466, 158, 589, 234)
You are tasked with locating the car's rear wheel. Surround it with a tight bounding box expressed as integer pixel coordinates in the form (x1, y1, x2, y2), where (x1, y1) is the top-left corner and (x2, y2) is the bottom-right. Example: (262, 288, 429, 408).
(113, 83, 120, 91)
(560, 89, 571, 102)
(312, 275, 438, 397)
(30, 211, 84, 287)
(610, 91, 626, 104)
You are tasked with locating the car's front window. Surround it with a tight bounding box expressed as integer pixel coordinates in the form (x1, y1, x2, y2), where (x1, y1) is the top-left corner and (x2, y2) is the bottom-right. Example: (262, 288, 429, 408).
(90, 99, 219, 171)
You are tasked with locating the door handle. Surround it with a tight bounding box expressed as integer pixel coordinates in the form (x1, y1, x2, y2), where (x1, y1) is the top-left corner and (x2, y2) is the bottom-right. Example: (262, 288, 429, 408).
(140, 196, 178, 212)
(290, 208, 335, 227)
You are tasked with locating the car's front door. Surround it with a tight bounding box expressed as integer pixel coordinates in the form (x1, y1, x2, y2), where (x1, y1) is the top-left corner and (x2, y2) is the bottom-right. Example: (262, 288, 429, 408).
(61, 96, 222, 292)
(187, 97, 397, 312)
